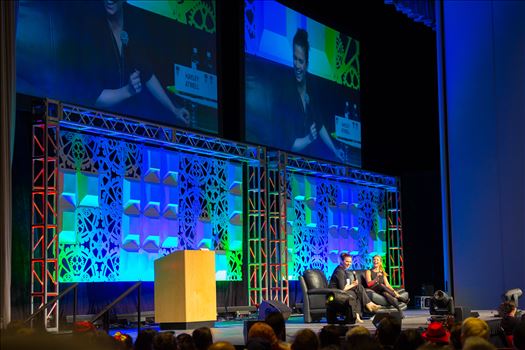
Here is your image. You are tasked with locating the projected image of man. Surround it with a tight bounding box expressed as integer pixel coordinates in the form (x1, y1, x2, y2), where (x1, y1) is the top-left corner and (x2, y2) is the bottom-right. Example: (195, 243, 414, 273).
(288, 29, 344, 162)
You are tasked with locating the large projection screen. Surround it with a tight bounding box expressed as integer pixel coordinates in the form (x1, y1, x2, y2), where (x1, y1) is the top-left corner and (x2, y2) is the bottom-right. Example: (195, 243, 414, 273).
(244, 0, 361, 167)
(16, 0, 218, 134)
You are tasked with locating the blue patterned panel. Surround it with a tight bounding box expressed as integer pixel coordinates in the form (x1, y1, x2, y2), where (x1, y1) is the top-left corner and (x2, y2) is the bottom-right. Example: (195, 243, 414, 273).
(58, 132, 243, 282)
(288, 172, 388, 280)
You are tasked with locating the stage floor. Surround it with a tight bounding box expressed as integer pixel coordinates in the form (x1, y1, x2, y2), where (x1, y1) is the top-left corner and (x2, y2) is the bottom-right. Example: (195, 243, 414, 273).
(107, 309, 500, 346)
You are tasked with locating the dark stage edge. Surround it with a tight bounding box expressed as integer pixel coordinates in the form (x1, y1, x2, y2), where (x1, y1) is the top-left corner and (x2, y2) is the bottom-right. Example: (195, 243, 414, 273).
(160, 321, 215, 330)
(107, 309, 501, 346)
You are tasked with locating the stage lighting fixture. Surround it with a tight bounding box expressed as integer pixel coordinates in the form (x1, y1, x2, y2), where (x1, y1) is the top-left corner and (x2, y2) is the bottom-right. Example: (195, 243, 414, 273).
(430, 290, 455, 316)
(503, 288, 522, 308)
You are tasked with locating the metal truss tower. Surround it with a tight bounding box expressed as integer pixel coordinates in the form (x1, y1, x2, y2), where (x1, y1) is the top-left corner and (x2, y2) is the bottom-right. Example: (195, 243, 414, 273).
(266, 151, 289, 304)
(31, 101, 59, 330)
(386, 189, 404, 288)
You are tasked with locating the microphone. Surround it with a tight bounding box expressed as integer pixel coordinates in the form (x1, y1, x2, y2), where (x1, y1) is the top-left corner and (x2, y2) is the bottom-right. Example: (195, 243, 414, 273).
(120, 30, 129, 46)
(352, 271, 357, 283)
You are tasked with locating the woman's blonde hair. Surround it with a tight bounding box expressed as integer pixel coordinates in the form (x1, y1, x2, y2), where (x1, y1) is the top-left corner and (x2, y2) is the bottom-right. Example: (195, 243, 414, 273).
(346, 325, 370, 338)
(373, 255, 388, 277)
(461, 317, 490, 341)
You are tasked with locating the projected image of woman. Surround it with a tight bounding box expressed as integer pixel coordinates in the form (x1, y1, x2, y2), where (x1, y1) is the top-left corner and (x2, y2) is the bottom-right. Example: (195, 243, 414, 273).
(288, 29, 344, 161)
(94, 0, 189, 125)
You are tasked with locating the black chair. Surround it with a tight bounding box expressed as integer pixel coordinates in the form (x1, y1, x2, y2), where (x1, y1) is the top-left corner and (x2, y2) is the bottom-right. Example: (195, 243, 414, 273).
(354, 270, 410, 312)
(299, 269, 350, 323)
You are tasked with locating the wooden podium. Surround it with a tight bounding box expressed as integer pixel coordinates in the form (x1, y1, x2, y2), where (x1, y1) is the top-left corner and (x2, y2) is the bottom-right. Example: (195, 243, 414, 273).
(154, 250, 217, 329)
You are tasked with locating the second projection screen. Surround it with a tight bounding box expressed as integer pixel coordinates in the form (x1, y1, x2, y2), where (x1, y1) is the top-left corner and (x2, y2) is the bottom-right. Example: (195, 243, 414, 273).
(245, 0, 361, 167)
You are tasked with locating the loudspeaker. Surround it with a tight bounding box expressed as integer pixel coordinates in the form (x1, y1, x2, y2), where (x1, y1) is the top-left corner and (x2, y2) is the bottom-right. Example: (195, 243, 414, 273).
(372, 311, 403, 329)
(258, 300, 292, 321)
(454, 306, 472, 322)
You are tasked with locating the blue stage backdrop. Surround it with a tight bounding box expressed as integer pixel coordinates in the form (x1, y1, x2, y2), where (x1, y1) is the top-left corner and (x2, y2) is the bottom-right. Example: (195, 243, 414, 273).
(286, 172, 387, 280)
(56, 132, 386, 284)
(58, 131, 243, 282)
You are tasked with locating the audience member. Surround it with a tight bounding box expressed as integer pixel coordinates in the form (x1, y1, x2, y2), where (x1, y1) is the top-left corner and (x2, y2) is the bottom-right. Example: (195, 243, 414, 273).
(448, 322, 463, 350)
(342, 334, 381, 350)
(135, 329, 159, 350)
(345, 325, 370, 339)
(4, 312, 521, 350)
(421, 322, 450, 346)
(153, 331, 178, 350)
(3, 320, 35, 337)
(394, 329, 424, 350)
(499, 301, 520, 335)
(72, 321, 101, 347)
(246, 337, 273, 350)
(84, 329, 116, 349)
(248, 321, 285, 350)
(208, 341, 235, 350)
(177, 333, 196, 350)
(415, 343, 445, 350)
(320, 344, 341, 350)
(319, 325, 342, 349)
(375, 314, 402, 349)
(265, 311, 290, 348)
(1, 332, 113, 350)
(9, 328, 36, 337)
(320, 345, 339, 350)
(514, 320, 525, 350)
(113, 331, 133, 350)
(462, 336, 496, 350)
(72, 320, 97, 336)
(291, 329, 319, 350)
(193, 327, 213, 350)
(461, 317, 490, 345)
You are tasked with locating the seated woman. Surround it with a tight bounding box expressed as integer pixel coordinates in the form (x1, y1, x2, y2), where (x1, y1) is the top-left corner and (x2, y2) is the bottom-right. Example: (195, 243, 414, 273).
(329, 253, 380, 323)
(365, 255, 409, 317)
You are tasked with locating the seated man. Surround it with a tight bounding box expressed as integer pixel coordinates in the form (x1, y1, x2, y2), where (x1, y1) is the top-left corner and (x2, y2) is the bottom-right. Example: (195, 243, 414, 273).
(499, 301, 519, 335)
(328, 253, 379, 323)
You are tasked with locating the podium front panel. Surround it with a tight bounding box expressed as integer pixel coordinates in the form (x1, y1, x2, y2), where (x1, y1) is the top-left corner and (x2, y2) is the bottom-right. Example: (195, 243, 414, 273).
(154, 250, 216, 324)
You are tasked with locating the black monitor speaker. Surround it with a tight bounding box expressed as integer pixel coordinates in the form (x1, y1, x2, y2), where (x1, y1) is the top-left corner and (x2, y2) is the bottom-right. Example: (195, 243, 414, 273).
(454, 306, 472, 322)
(258, 300, 292, 321)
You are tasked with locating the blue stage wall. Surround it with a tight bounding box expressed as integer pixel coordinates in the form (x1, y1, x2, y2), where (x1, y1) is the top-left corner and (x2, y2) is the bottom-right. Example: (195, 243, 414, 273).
(441, 0, 525, 309)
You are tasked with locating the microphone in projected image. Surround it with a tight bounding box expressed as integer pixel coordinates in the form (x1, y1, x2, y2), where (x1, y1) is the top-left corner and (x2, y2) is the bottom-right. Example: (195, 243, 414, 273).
(344, 101, 350, 118)
(120, 30, 129, 46)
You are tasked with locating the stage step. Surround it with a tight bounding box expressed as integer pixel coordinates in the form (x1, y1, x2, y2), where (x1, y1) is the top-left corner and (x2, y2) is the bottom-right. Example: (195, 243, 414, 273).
(65, 307, 258, 324)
